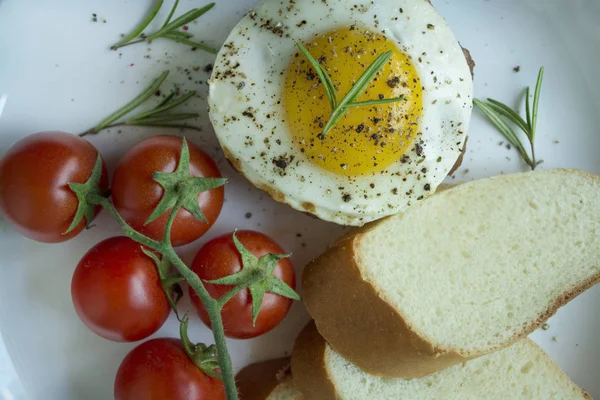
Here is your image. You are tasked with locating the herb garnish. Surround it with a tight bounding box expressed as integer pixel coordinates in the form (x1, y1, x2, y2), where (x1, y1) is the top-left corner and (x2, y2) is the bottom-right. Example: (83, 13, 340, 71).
(474, 67, 544, 170)
(111, 0, 216, 53)
(79, 70, 201, 137)
(296, 43, 405, 138)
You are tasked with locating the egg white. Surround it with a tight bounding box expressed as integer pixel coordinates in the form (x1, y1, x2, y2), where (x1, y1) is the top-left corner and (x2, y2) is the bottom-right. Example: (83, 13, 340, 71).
(209, 0, 473, 226)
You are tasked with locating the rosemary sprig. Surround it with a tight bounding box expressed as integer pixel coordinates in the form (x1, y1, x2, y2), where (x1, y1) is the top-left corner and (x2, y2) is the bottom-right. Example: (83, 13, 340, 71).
(79, 70, 201, 137)
(111, 1, 216, 53)
(474, 67, 545, 170)
(296, 43, 405, 138)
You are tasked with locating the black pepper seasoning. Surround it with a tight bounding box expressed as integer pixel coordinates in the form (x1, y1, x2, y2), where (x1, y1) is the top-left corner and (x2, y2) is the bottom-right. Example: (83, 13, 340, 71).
(387, 76, 400, 88)
(415, 143, 423, 156)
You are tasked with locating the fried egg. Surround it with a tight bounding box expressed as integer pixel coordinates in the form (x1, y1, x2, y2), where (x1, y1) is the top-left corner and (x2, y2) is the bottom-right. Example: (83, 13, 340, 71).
(208, 0, 473, 226)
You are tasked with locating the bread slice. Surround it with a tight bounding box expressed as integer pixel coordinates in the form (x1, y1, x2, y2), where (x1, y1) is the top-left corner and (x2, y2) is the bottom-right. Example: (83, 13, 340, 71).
(237, 357, 304, 400)
(303, 169, 600, 377)
(291, 322, 590, 400)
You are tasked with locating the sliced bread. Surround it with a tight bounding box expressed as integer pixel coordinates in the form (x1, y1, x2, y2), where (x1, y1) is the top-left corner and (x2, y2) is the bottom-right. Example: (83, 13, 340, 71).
(302, 169, 600, 377)
(237, 357, 304, 400)
(291, 322, 590, 400)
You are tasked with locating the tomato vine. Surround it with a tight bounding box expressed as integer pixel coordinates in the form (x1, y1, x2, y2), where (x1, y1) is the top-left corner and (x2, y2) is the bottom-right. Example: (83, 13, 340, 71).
(79, 139, 299, 400)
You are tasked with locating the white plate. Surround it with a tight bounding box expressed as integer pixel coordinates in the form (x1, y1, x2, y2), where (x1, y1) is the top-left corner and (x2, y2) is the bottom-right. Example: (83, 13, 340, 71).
(0, 0, 599, 398)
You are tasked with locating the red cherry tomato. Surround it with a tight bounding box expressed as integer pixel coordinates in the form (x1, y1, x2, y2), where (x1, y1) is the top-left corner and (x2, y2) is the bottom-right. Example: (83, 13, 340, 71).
(71, 236, 170, 342)
(114, 338, 225, 400)
(190, 230, 296, 339)
(111, 135, 224, 247)
(0, 131, 108, 243)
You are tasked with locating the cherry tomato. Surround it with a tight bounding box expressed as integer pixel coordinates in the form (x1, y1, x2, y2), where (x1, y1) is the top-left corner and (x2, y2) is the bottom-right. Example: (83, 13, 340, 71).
(0, 131, 108, 243)
(71, 236, 170, 342)
(111, 135, 224, 247)
(114, 338, 225, 400)
(190, 230, 296, 339)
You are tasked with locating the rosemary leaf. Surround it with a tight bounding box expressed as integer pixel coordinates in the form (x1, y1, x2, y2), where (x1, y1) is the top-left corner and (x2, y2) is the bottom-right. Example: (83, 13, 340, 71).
(322, 51, 392, 136)
(162, 0, 180, 28)
(531, 67, 544, 139)
(473, 100, 519, 147)
(473, 99, 533, 166)
(525, 86, 532, 132)
(113, 2, 215, 52)
(297, 44, 405, 137)
(163, 34, 216, 53)
(128, 113, 199, 124)
(111, 0, 164, 49)
(130, 91, 197, 121)
(486, 98, 529, 134)
(167, 30, 194, 39)
(319, 64, 338, 108)
(148, 3, 215, 40)
(473, 66, 544, 170)
(129, 122, 203, 132)
(94, 70, 169, 131)
(341, 51, 392, 105)
(155, 92, 176, 109)
(347, 97, 405, 108)
(296, 43, 337, 109)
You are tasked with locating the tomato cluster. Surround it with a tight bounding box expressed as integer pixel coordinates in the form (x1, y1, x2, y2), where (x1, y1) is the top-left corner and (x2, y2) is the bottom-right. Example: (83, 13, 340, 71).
(0, 132, 297, 399)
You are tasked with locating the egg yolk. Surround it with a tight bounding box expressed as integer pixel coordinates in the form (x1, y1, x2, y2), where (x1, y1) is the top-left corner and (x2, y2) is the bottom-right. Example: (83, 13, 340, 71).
(284, 27, 423, 176)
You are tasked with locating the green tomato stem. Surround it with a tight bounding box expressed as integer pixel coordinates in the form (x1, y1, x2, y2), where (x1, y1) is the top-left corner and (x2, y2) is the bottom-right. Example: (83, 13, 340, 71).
(217, 285, 248, 309)
(180, 314, 196, 356)
(215, 270, 267, 309)
(87, 194, 239, 400)
(160, 249, 238, 399)
(163, 197, 181, 243)
(87, 194, 161, 250)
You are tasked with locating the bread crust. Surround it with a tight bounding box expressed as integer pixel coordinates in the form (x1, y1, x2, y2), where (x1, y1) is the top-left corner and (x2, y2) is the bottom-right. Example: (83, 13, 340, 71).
(303, 169, 600, 378)
(292, 322, 592, 400)
(291, 321, 337, 400)
(236, 357, 292, 400)
(523, 342, 593, 400)
(302, 236, 470, 378)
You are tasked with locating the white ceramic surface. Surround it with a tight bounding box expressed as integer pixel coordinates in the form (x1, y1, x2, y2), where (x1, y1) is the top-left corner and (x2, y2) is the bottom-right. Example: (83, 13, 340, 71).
(0, 0, 599, 399)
